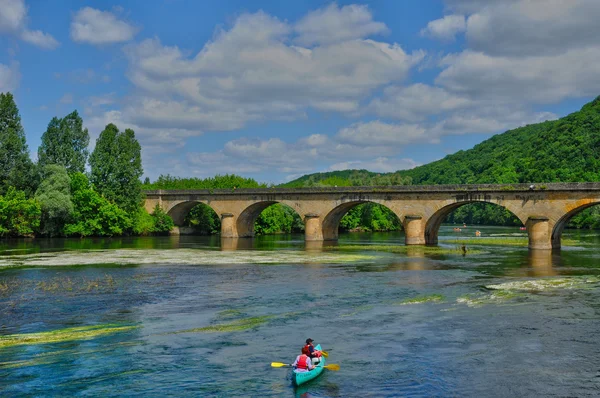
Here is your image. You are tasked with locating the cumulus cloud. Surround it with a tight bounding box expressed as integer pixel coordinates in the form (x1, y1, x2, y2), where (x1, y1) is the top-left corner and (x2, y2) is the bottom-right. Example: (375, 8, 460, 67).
(20, 29, 59, 49)
(336, 121, 428, 146)
(0, 0, 59, 49)
(436, 48, 600, 103)
(71, 7, 137, 44)
(369, 83, 472, 121)
(0, 62, 20, 92)
(294, 3, 388, 46)
(462, 0, 600, 56)
(123, 9, 422, 134)
(420, 14, 465, 41)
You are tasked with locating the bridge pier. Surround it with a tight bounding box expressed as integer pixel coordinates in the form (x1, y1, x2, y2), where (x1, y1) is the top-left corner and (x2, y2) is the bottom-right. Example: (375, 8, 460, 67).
(220, 213, 237, 238)
(526, 216, 552, 250)
(403, 215, 425, 245)
(304, 213, 323, 241)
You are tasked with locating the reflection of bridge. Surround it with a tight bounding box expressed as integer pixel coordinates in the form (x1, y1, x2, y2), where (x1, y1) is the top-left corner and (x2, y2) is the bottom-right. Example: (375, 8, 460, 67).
(143, 183, 600, 250)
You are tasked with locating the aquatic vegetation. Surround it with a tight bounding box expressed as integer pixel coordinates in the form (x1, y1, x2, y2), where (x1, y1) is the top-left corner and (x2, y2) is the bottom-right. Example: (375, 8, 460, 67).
(0, 249, 375, 268)
(486, 276, 600, 291)
(446, 237, 577, 247)
(398, 294, 445, 305)
(334, 244, 483, 255)
(340, 304, 374, 317)
(0, 324, 138, 349)
(173, 315, 274, 333)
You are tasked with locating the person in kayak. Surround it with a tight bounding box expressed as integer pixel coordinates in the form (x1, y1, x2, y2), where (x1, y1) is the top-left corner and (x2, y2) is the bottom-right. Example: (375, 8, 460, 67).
(304, 338, 322, 364)
(292, 346, 315, 372)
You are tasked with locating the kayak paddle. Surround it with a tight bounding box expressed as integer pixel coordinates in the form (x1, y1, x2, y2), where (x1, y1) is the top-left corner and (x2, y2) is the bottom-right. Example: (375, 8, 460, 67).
(271, 362, 291, 367)
(320, 350, 329, 358)
(271, 362, 340, 371)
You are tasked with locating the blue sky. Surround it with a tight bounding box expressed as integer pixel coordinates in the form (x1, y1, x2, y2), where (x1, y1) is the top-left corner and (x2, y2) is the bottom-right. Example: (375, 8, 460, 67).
(1, 0, 599, 184)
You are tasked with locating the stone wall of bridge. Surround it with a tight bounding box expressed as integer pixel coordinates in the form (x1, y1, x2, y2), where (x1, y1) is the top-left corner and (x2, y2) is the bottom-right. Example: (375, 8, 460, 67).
(143, 183, 600, 250)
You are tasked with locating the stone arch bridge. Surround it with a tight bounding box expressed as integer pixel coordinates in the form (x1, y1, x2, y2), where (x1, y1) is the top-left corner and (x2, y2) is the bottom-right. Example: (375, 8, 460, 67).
(143, 183, 600, 250)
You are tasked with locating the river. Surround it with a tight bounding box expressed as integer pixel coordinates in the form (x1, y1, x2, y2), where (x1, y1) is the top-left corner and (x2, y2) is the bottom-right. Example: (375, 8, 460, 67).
(1, 225, 600, 397)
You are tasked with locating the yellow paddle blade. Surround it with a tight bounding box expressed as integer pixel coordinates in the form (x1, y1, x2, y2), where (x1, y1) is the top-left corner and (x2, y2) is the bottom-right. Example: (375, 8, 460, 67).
(320, 350, 329, 358)
(323, 364, 340, 371)
(271, 362, 290, 368)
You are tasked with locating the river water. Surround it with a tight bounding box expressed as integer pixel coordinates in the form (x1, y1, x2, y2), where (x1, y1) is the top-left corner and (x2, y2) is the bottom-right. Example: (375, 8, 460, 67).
(1, 226, 600, 397)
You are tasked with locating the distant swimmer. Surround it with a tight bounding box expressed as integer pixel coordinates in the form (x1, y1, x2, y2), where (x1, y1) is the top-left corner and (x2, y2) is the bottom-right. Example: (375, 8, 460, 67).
(475, 230, 481, 237)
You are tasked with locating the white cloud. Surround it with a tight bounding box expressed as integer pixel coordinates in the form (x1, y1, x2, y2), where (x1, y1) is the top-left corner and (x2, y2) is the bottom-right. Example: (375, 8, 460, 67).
(20, 29, 59, 49)
(294, 3, 388, 46)
(436, 48, 600, 103)
(420, 14, 465, 41)
(336, 121, 428, 147)
(71, 7, 137, 45)
(0, 62, 20, 92)
(369, 83, 472, 121)
(0, 0, 26, 32)
(0, 0, 58, 49)
(123, 10, 422, 133)
(463, 0, 600, 56)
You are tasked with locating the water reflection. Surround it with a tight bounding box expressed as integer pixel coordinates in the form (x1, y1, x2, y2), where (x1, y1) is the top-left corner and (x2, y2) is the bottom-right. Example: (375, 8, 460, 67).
(220, 238, 255, 251)
(527, 250, 560, 276)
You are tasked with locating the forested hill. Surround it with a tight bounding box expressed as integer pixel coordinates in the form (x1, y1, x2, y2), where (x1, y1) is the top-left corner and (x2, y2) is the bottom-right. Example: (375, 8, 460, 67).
(283, 96, 600, 187)
(402, 96, 600, 184)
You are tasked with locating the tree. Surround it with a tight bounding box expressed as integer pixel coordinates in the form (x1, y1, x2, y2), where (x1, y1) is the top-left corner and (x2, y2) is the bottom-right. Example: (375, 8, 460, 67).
(0, 187, 41, 237)
(64, 173, 132, 237)
(0, 92, 36, 196)
(38, 110, 89, 173)
(89, 124, 143, 213)
(35, 165, 74, 236)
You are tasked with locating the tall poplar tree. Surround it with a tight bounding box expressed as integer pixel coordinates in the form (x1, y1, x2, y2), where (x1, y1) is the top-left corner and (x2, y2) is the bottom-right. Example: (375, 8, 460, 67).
(38, 110, 90, 173)
(0, 92, 36, 196)
(89, 123, 143, 213)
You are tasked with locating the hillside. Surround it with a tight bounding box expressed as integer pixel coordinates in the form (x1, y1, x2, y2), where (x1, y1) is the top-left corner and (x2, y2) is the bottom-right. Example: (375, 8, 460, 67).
(284, 96, 600, 187)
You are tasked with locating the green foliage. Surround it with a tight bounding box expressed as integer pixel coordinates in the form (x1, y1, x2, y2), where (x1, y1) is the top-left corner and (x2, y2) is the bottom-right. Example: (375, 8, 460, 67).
(281, 169, 412, 187)
(34, 165, 74, 236)
(339, 203, 401, 232)
(64, 173, 132, 237)
(445, 203, 521, 226)
(89, 124, 143, 213)
(143, 174, 266, 190)
(131, 208, 155, 236)
(38, 110, 90, 174)
(150, 204, 174, 234)
(185, 204, 221, 234)
(0, 92, 37, 196)
(0, 187, 41, 237)
(254, 204, 304, 235)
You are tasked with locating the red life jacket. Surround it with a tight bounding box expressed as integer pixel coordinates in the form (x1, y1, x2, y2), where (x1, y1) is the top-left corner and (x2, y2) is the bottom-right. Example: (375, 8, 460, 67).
(297, 354, 310, 369)
(304, 344, 321, 358)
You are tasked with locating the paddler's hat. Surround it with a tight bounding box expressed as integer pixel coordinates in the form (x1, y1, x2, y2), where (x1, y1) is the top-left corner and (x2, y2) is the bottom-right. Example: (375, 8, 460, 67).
(306, 338, 314, 344)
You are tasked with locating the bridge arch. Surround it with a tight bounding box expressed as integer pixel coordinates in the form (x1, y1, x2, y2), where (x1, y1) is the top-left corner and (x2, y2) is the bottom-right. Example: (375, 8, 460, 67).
(551, 200, 600, 248)
(166, 200, 220, 227)
(236, 201, 303, 238)
(322, 200, 402, 241)
(425, 201, 525, 245)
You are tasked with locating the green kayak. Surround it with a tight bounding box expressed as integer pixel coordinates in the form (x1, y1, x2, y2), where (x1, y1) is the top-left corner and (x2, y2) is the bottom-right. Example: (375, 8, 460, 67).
(292, 344, 326, 386)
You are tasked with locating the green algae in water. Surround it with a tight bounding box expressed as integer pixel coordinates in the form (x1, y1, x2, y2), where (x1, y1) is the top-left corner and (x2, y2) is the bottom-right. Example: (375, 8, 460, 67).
(216, 309, 245, 319)
(174, 315, 274, 333)
(340, 304, 374, 317)
(334, 244, 484, 255)
(448, 237, 578, 247)
(0, 324, 138, 349)
(398, 294, 445, 305)
(486, 276, 600, 291)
